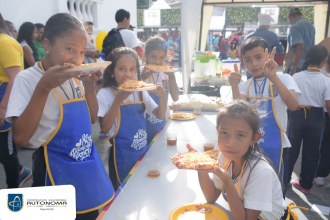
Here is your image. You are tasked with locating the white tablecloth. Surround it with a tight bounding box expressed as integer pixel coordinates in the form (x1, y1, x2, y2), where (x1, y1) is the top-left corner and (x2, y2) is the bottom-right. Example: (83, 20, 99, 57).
(100, 113, 231, 220)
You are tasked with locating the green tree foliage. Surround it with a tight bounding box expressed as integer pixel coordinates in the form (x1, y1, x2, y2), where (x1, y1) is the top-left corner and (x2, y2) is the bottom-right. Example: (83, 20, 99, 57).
(278, 7, 314, 24)
(226, 7, 259, 25)
(161, 9, 181, 27)
(137, 0, 150, 9)
(137, 6, 314, 27)
(137, 9, 144, 27)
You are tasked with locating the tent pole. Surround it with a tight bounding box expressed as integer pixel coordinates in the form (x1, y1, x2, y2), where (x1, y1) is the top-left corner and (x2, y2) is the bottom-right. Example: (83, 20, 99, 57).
(198, 0, 205, 51)
(325, 0, 330, 38)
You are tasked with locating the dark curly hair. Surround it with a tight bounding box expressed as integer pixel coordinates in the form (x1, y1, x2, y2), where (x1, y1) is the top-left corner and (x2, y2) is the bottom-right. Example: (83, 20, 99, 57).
(302, 45, 328, 71)
(103, 47, 141, 88)
(17, 22, 38, 62)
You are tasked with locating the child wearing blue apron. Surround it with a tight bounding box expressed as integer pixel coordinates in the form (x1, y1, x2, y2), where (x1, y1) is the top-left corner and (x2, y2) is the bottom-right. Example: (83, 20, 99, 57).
(141, 36, 179, 144)
(97, 47, 167, 190)
(6, 13, 114, 220)
(229, 37, 300, 196)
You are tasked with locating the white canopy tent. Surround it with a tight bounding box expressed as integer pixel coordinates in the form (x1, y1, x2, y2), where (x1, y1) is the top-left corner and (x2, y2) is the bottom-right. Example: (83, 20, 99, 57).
(180, 0, 330, 93)
(149, 0, 171, 10)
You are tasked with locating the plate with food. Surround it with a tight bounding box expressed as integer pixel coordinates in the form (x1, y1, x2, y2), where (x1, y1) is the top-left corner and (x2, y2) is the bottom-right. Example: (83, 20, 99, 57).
(170, 203, 229, 220)
(145, 64, 177, 73)
(171, 150, 218, 171)
(63, 61, 111, 73)
(170, 112, 196, 121)
(118, 79, 157, 92)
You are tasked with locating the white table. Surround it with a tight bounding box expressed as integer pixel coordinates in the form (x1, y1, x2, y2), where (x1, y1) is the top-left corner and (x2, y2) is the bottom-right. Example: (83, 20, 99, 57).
(99, 113, 231, 220)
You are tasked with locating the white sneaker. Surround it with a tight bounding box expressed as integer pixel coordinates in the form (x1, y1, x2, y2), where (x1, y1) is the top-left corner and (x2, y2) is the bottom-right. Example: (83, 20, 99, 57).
(314, 177, 325, 186)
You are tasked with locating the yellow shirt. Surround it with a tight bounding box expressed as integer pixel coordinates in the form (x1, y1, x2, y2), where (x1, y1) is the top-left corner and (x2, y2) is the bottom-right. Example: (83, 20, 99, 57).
(0, 33, 24, 82)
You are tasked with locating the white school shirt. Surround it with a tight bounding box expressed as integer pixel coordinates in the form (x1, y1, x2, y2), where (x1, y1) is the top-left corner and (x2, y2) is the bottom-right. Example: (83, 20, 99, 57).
(292, 70, 330, 107)
(213, 153, 286, 220)
(6, 62, 84, 148)
(119, 29, 139, 49)
(97, 87, 158, 137)
(239, 73, 301, 148)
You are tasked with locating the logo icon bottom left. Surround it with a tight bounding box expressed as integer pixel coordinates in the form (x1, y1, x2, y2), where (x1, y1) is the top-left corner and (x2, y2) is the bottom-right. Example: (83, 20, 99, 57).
(8, 194, 23, 212)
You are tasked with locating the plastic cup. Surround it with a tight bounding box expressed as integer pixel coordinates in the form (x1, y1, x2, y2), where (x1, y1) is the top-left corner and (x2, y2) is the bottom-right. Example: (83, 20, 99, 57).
(203, 143, 215, 152)
(166, 129, 177, 146)
(193, 104, 202, 115)
(145, 158, 160, 178)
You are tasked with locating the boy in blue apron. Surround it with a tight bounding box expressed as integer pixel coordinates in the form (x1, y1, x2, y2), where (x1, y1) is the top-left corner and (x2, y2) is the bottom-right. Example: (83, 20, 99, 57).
(229, 37, 300, 196)
(97, 47, 167, 189)
(141, 36, 179, 144)
(0, 15, 32, 188)
(6, 13, 114, 220)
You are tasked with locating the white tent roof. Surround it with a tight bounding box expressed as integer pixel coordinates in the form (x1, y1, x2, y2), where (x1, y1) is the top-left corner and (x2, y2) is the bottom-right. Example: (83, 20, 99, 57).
(149, 0, 171, 10)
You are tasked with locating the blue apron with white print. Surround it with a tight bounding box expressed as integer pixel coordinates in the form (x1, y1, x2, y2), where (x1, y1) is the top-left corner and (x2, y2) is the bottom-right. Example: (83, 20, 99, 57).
(146, 93, 165, 144)
(247, 78, 284, 175)
(43, 89, 114, 213)
(0, 83, 11, 132)
(112, 94, 148, 183)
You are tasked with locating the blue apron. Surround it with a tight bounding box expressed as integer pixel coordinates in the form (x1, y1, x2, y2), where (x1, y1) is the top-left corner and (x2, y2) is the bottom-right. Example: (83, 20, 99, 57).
(0, 83, 11, 132)
(247, 78, 284, 174)
(146, 93, 165, 144)
(111, 91, 148, 184)
(43, 87, 114, 213)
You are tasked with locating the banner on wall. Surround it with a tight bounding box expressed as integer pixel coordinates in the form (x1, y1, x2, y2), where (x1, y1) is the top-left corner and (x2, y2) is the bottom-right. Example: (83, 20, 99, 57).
(144, 10, 161, 27)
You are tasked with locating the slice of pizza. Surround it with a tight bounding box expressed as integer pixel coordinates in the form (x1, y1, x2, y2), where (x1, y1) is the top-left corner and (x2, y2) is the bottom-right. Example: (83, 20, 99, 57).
(170, 112, 195, 120)
(171, 151, 218, 170)
(118, 79, 154, 90)
(145, 64, 177, 72)
(63, 61, 111, 73)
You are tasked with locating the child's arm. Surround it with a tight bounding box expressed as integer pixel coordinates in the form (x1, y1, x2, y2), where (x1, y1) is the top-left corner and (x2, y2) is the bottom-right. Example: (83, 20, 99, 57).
(151, 85, 167, 119)
(0, 67, 21, 126)
(79, 71, 102, 124)
(197, 172, 221, 203)
(229, 71, 242, 99)
(12, 65, 80, 147)
(141, 67, 153, 81)
(325, 100, 330, 117)
(264, 48, 298, 111)
(166, 72, 179, 101)
(212, 167, 261, 220)
(99, 90, 131, 133)
(22, 46, 36, 67)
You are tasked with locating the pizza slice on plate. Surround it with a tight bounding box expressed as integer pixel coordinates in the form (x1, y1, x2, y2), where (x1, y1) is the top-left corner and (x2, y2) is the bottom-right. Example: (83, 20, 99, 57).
(171, 150, 218, 170)
(63, 61, 111, 73)
(146, 64, 177, 72)
(118, 79, 156, 91)
(170, 112, 196, 120)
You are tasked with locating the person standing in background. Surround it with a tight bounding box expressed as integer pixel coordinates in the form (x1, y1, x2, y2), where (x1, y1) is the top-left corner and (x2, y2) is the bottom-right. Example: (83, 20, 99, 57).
(285, 8, 315, 75)
(17, 22, 38, 68)
(244, 13, 284, 55)
(33, 23, 45, 61)
(5, 20, 17, 39)
(0, 13, 32, 189)
(83, 21, 100, 63)
(115, 9, 143, 58)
